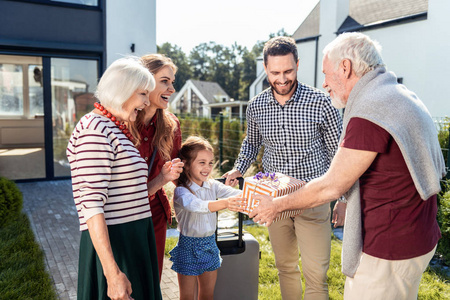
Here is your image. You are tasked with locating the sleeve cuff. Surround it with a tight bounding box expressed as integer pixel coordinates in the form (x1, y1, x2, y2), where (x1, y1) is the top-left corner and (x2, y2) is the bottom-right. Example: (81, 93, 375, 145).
(82, 207, 104, 222)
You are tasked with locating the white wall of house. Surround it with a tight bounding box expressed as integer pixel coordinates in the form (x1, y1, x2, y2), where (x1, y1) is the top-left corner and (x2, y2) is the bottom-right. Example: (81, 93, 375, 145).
(106, 0, 157, 66)
(316, 0, 350, 92)
(297, 40, 317, 88)
(256, 57, 264, 78)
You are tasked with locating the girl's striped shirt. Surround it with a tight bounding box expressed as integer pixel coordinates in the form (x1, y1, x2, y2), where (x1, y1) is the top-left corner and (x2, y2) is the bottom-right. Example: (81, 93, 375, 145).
(67, 113, 151, 231)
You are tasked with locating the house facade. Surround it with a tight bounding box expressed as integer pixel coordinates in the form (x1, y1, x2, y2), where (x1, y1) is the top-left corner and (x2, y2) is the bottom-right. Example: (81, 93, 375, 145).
(169, 79, 247, 119)
(0, 0, 156, 181)
(250, 0, 450, 119)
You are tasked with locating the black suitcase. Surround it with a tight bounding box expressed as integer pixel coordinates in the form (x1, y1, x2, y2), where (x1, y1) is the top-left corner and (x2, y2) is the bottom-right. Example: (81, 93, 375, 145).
(214, 178, 260, 300)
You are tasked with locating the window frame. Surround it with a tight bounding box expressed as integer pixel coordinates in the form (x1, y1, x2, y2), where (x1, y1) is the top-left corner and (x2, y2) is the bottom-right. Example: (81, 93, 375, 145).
(8, 0, 101, 10)
(0, 55, 44, 120)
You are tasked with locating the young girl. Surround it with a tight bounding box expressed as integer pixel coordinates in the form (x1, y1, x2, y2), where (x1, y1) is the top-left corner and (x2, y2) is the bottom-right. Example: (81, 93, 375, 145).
(170, 136, 244, 300)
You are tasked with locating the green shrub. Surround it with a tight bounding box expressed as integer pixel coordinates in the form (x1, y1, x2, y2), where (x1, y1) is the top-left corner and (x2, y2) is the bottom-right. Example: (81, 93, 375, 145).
(437, 185, 450, 264)
(437, 118, 449, 170)
(0, 177, 23, 228)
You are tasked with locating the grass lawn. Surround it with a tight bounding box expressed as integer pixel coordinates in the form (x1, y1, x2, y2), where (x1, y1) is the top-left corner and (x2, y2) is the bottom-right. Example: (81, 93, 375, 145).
(0, 213, 57, 299)
(165, 224, 450, 300)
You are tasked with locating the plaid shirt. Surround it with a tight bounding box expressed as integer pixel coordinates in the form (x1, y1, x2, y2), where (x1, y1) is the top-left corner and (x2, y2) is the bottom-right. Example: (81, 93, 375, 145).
(235, 82, 342, 182)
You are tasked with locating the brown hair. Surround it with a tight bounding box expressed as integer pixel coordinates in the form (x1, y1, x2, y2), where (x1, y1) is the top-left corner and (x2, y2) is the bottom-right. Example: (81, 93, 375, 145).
(263, 36, 298, 66)
(129, 54, 178, 160)
(178, 136, 214, 192)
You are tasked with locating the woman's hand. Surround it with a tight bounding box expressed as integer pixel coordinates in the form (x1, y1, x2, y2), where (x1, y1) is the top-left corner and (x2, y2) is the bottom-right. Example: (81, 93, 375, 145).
(148, 158, 184, 195)
(161, 158, 184, 182)
(86, 214, 134, 300)
(106, 271, 133, 300)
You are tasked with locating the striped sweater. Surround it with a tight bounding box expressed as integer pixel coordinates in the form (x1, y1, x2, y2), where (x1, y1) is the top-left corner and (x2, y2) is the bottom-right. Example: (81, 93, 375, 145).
(67, 113, 151, 231)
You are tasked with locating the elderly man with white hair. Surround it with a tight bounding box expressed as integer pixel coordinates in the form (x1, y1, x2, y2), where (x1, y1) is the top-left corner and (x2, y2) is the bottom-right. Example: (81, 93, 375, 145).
(250, 32, 446, 300)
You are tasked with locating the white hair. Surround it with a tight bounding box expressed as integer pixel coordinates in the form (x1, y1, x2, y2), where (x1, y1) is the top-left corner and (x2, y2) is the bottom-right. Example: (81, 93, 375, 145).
(95, 57, 155, 112)
(323, 32, 384, 77)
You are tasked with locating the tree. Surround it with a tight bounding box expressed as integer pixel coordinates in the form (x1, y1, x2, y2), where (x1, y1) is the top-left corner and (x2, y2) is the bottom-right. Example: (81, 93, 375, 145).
(189, 42, 212, 81)
(239, 48, 257, 100)
(157, 42, 192, 91)
(238, 29, 292, 99)
(157, 28, 292, 102)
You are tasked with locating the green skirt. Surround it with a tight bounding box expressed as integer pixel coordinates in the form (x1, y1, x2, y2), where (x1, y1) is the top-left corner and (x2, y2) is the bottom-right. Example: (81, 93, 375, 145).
(77, 217, 162, 300)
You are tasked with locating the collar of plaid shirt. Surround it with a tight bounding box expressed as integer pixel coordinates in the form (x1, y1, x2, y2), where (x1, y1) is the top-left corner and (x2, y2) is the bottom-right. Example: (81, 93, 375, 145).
(234, 81, 343, 182)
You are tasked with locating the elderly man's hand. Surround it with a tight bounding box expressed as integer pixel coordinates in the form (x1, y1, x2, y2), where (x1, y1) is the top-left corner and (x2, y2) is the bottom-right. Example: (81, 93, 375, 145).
(248, 194, 279, 227)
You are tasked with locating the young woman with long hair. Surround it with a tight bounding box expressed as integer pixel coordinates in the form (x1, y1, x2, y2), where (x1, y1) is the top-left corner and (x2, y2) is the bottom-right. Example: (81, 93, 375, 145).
(128, 53, 184, 279)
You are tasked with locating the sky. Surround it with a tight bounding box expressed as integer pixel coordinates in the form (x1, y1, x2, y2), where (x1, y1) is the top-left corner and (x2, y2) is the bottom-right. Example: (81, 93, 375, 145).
(156, 0, 320, 54)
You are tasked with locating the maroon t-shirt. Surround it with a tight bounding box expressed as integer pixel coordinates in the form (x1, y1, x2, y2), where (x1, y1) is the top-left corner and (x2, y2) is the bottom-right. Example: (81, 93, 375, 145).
(341, 118, 440, 260)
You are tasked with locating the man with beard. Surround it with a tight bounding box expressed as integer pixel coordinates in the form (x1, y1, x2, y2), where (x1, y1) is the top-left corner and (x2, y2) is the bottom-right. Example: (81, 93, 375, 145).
(249, 33, 445, 300)
(223, 36, 344, 300)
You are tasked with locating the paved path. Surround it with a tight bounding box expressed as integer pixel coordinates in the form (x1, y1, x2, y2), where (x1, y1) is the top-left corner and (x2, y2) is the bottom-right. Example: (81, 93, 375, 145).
(19, 180, 179, 300)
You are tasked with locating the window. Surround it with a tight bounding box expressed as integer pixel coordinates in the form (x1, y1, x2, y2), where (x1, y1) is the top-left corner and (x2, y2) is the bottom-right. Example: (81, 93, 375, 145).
(0, 55, 43, 118)
(0, 63, 24, 116)
(51, 57, 98, 177)
(51, 0, 98, 6)
(29, 65, 44, 117)
(191, 93, 202, 116)
(177, 93, 188, 115)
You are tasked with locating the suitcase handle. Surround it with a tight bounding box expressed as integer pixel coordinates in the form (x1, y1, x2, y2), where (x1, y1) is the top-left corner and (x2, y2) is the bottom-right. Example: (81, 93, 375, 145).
(215, 177, 245, 248)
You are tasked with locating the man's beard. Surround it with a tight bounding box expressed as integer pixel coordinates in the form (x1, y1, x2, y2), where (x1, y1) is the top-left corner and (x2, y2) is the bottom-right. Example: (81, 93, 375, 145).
(269, 80, 297, 96)
(331, 94, 346, 109)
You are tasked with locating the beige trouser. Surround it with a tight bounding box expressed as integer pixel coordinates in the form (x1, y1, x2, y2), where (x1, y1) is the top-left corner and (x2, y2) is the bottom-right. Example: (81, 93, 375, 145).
(268, 202, 331, 300)
(344, 245, 437, 300)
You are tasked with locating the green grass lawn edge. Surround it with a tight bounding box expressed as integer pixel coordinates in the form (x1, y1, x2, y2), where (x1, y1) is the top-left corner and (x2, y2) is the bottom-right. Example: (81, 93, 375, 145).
(0, 213, 58, 299)
(165, 225, 450, 300)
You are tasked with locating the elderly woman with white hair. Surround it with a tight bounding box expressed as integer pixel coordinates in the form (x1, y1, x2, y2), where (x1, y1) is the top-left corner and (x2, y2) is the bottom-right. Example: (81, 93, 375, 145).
(67, 57, 163, 300)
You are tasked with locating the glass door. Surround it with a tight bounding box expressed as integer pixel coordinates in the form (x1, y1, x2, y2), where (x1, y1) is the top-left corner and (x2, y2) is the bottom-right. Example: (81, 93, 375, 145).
(51, 58, 98, 177)
(0, 55, 45, 180)
(0, 54, 99, 180)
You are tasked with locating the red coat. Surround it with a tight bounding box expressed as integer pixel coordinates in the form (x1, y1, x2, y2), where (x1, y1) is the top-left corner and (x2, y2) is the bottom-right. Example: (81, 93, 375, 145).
(138, 112, 182, 223)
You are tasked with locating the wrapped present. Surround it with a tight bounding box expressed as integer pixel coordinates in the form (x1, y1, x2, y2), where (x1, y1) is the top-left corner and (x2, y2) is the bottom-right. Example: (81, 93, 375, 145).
(242, 172, 306, 222)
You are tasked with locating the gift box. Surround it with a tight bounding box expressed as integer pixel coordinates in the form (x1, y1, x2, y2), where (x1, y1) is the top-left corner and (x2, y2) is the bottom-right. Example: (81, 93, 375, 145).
(242, 172, 306, 222)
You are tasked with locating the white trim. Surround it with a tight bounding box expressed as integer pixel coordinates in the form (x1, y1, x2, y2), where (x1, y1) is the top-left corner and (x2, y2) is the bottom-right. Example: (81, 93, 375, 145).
(249, 70, 267, 99)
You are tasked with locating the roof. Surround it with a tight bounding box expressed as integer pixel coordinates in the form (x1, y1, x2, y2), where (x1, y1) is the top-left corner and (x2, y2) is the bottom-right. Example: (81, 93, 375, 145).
(349, 0, 427, 26)
(190, 80, 229, 103)
(292, 2, 320, 40)
(292, 0, 428, 40)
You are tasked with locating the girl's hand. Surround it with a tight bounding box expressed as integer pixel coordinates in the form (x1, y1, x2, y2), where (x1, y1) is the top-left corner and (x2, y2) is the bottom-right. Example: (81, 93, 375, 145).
(227, 195, 245, 212)
(161, 158, 184, 182)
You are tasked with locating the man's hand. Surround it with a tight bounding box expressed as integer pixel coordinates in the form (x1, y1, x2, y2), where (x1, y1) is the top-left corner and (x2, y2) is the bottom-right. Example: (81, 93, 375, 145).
(332, 201, 346, 228)
(161, 158, 184, 183)
(222, 169, 242, 187)
(248, 194, 279, 227)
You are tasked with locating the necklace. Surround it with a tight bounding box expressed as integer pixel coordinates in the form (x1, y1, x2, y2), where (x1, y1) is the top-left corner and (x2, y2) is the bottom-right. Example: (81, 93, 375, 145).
(93, 102, 134, 142)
